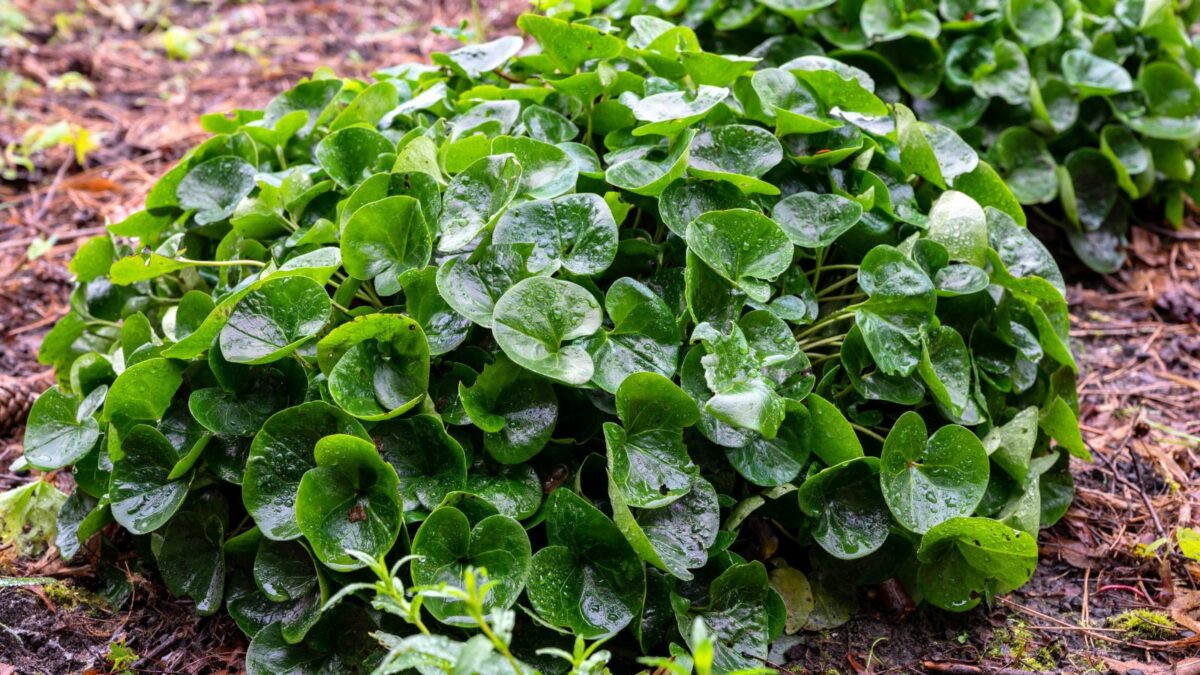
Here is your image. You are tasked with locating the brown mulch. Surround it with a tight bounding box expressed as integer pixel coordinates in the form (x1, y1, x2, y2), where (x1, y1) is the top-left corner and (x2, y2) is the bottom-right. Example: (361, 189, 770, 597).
(1, 1, 1199, 672)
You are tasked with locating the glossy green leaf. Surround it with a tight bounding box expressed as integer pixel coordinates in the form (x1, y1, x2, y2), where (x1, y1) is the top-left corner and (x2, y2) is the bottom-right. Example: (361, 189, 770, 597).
(688, 124, 783, 194)
(528, 489, 645, 638)
(515, 14, 623, 72)
(492, 277, 603, 385)
(177, 156, 257, 225)
(1061, 49, 1133, 96)
(797, 457, 889, 559)
(340, 195, 432, 296)
(672, 562, 770, 672)
(319, 314, 430, 421)
(990, 127, 1058, 205)
(459, 355, 557, 464)
(582, 278, 680, 394)
(411, 507, 531, 624)
(880, 412, 989, 533)
(659, 178, 754, 238)
(606, 129, 695, 197)
(1007, 0, 1062, 47)
(492, 193, 618, 276)
(610, 477, 718, 581)
(917, 517, 1037, 611)
(23, 387, 101, 471)
(315, 126, 393, 189)
(435, 241, 543, 329)
(157, 493, 227, 614)
(686, 209, 793, 303)
(855, 246, 936, 376)
(437, 154, 522, 252)
(373, 415, 467, 518)
(110, 425, 190, 535)
(243, 402, 369, 541)
(984, 407, 1039, 483)
(918, 325, 972, 416)
(219, 276, 330, 365)
(295, 434, 403, 570)
(103, 358, 184, 431)
(491, 135, 577, 199)
(631, 86, 728, 137)
(771, 192, 862, 249)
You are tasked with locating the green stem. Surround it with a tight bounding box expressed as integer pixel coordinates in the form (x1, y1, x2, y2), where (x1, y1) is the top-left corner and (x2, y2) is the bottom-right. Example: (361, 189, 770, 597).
(850, 422, 886, 444)
(798, 335, 844, 351)
(723, 484, 798, 532)
(361, 283, 384, 309)
(479, 614, 520, 672)
(807, 352, 840, 366)
(793, 304, 861, 341)
(471, 0, 485, 42)
(178, 257, 266, 268)
(86, 318, 122, 329)
(817, 292, 865, 303)
(810, 263, 859, 274)
(810, 247, 827, 290)
(815, 273, 859, 297)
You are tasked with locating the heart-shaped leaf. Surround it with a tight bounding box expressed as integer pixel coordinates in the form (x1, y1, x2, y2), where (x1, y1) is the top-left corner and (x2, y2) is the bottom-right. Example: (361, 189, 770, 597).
(771, 191, 863, 249)
(492, 276, 603, 385)
(243, 402, 369, 541)
(296, 434, 403, 571)
(491, 135, 578, 199)
(671, 562, 771, 672)
(177, 156, 258, 225)
(855, 245, 936, 376)
(318, 314, 430, 421)
(437, 154, 522, 252)
(606, 129, 695, 197)
(797, 457, 889, 560)
(610, 476, 718, 580)
(219, 276, 331, 364)
(110, 425, 191, 535)
(340, 195, 432, 297)
(581, 278, 680, 393)
(315, 126, 393, 189)
(527, 488, 645, 638)
(659, 178, 754, 238)
(605, 372, 699, 509)
(688, 124, 783, 194)
(686, 208, 793, 303)
(459, 355, 557, 464)
(410, 506, 531, 624)
(492, 193, 618, 276)
(372, 414, 467, 519)
(23, 387, 101, 471)
(916, 517, 1037, 611)
(880, 412, 989, 533)
(157, 492, 227, 614)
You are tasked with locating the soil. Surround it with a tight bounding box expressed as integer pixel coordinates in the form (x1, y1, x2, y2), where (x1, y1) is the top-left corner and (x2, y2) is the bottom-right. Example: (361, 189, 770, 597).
(2, 1, 1199, 673)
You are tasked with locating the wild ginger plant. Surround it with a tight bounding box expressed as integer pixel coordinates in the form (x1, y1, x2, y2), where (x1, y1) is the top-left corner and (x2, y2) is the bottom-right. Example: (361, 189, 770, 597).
(24, 9, 1086, 673)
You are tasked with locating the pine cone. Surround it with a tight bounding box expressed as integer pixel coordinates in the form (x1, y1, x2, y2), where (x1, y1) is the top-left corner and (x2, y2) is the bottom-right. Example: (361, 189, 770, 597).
(0, 372, 54, 433)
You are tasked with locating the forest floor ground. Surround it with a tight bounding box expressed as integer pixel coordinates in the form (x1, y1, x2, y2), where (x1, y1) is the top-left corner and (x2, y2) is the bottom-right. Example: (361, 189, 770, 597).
(1, 1, 1198, 673)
